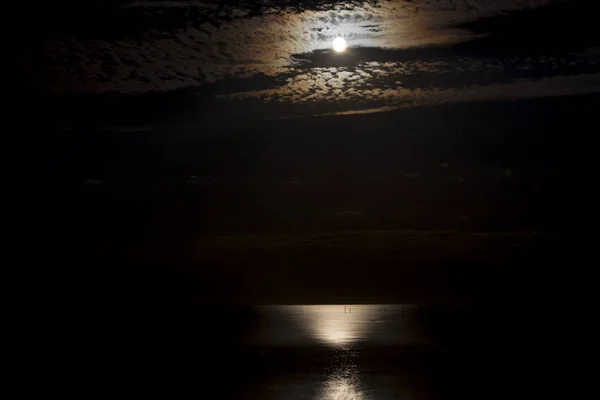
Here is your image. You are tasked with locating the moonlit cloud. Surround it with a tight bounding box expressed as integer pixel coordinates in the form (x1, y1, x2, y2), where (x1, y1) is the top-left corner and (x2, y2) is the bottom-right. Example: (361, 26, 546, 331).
(35, 0, 600, 116)
(38, 0, 555, 92)
(221, 72, 600, 117)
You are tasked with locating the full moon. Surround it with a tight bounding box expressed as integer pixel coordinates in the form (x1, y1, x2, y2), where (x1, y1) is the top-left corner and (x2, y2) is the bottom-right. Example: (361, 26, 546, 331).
(332, 37, 347, 53)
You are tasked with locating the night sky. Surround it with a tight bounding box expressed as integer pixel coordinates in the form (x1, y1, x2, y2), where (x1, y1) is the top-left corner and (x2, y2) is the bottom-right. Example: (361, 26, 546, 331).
(31, 0, 599, 304)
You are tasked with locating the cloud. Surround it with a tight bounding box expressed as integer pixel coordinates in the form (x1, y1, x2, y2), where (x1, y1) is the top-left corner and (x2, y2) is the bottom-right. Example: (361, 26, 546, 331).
(188, 176, 210, 185)
(34, 0, 600, 120)
(334, 210, 361, 217)
(193, 229, 545, 263)
(222, 72, 600, 117)
(36, 0, 555, 93)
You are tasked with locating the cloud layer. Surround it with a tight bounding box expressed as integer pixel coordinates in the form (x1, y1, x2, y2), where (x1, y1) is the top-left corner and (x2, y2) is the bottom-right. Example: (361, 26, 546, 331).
(32, 0, 600, 116)
(36, 1, 554, 91)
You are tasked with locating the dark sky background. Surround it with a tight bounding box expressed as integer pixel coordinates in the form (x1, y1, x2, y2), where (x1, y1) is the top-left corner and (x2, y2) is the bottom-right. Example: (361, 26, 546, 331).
(32, 0, 599, 304)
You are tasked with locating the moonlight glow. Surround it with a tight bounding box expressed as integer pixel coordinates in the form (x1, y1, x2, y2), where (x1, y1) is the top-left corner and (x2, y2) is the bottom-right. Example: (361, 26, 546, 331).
(332, 37, 347, 53)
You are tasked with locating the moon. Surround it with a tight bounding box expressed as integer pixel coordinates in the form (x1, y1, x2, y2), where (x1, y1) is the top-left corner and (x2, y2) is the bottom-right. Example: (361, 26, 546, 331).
(332, 37, 347, 53)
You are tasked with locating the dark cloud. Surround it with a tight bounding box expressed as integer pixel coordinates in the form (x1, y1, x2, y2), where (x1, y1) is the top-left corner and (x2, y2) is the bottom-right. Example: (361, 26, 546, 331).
(223, 72, 600, 117)
(30, 0, 599, 118)
(33, 1, 555, 90)
(191, 230, 545, 264)
(334, 210, 361, 217)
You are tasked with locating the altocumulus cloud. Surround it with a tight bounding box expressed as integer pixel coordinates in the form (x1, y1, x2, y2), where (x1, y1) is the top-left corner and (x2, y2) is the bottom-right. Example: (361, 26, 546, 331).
(38, 0, 554, 92)
(35, 0, 599, 115)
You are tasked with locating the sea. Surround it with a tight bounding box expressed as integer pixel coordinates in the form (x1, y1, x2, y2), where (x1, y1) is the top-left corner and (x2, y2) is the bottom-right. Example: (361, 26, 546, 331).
(74, 302, 579, 399)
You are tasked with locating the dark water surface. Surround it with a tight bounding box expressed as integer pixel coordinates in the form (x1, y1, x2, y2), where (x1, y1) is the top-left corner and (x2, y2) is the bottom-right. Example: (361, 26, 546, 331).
(241, 305, 438, 400)
(78, 302, 580, 399)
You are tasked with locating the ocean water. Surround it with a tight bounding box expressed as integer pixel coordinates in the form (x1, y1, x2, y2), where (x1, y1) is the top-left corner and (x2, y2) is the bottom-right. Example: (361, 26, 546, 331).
(80, 303, 575, 399)
(247, 305, 429, 347)
(241, 305, 435, 399)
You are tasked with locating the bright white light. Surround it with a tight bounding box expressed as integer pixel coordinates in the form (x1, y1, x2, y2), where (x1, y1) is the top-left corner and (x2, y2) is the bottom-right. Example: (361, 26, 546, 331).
(297, 305, 363, 346)
(332, 37, 347, 53)
(320, 377, 364, 400)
